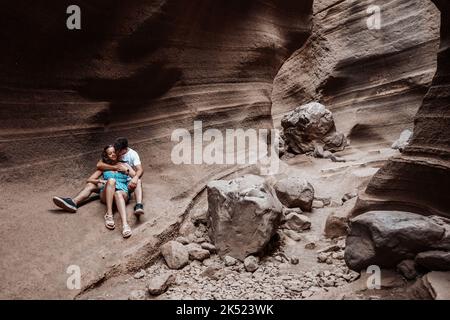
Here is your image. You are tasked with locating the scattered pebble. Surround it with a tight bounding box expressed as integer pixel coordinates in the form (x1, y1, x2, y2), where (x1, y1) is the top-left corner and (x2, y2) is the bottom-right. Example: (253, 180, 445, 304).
(133, 269, 146, 279)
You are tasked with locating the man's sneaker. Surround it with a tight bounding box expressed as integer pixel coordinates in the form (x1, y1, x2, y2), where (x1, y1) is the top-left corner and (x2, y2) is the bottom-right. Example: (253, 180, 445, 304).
(134, 203, 144, 216)
(53, 197, 77, 213)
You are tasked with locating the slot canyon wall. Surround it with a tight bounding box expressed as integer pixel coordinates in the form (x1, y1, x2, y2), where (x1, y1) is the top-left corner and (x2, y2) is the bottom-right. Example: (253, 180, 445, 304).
(0, 0, 448, 299)
(0, 0, 313, 183)
(355, 0, 450, 217)
(272, 0, 440, 144)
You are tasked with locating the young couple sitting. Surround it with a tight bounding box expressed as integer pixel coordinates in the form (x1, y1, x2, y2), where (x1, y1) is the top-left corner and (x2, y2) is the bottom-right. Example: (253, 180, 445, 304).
(52, 137, 144, 238)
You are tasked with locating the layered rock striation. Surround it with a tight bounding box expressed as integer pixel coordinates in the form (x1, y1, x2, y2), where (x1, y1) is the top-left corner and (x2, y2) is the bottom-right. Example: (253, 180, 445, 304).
(272, 0, 440, 144)
(355, 0, 450, 217)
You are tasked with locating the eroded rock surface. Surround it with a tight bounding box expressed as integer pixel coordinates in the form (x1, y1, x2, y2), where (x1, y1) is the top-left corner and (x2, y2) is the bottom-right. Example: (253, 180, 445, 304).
(345, 211, 445, 271)
(281, 102, 346, 154)
(207, 175, 283, 261)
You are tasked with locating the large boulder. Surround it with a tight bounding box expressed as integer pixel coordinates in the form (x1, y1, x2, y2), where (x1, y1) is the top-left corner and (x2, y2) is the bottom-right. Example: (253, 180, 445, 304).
(345, 211, 445, 271)
(207, 174, 283, 261)
(274, 176, 314, 211)
(160, 241, 189, 270)
(281, 102, 346, 154)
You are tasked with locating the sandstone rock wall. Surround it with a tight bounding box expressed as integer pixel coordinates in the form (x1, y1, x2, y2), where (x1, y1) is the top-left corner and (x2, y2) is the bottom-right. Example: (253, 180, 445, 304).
(272, 0, 440, 145)
(355, 0, 450, 217)
(0, 0, 313, 181)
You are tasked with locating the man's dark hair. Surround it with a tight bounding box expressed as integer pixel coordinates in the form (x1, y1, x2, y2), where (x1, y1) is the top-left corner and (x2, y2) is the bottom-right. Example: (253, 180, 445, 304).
(114, 137, 129, 152)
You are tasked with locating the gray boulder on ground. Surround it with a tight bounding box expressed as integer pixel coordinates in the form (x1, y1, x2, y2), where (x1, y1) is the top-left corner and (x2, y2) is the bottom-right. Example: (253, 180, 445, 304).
(185, 243, 211, 261)
(281, 102, 346, 154)
(274, 176, 314, 211)
(147, 273, 176, 296)
(207, 175, 283, 261)
(415, 251, 450, 271)
(161, 240, 190, 270)
(391, 129, 412, 152)
(344, 211, 445, 271)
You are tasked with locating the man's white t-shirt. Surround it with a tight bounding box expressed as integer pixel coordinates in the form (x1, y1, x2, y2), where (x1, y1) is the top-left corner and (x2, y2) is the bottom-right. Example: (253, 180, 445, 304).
(120, 148, 141, 169)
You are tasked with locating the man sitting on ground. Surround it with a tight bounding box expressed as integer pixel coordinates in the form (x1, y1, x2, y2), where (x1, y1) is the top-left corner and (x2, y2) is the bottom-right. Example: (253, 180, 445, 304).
(52, 137, 145, 215)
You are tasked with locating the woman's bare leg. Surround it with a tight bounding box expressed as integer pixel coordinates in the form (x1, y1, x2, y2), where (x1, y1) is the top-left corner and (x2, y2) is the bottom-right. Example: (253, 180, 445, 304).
(100, 179, 116, 215)
(114, 191, 129, 226)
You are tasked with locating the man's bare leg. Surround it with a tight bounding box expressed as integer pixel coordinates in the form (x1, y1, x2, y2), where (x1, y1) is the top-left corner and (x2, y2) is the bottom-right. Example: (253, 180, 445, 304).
(133, 179, 144, 216)
(73, 183, 100, 206)
(53, 182, 99, 213)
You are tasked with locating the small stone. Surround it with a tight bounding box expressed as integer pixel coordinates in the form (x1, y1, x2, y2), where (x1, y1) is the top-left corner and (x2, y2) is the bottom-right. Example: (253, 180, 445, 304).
(284, 213, 311, 232)
(397, 259, 419, 280)
(224, 255, 238, 266)
(194, 237, 207, 244)
(305, 242, 316, 250)
(290, 257, 299, 265)
(185, 243, 211, 261)
(128, 290, 147, 300)
(175, 236, 189, 245)
(317, 253, 328, 263)
(330, 251, 342, 260)
(200, 242, 217, 253)
(283, 229, 303, 241)
(133, 269, 146, 279)
(342, 192, 357, 203)
(161, 241, 189, 270)
(301, 290, 313, 298)
(326, 257, 333, 264)
(317, 244, 341, 253)
(312, 200, 324, 209)
(244, 256, 259, 272)
(148, 273, 176, 296)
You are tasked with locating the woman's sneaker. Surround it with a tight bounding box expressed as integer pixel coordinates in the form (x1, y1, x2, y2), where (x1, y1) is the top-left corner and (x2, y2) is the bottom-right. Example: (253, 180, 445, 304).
(134, 203, 144, 216)
(53, 197, 77, 213)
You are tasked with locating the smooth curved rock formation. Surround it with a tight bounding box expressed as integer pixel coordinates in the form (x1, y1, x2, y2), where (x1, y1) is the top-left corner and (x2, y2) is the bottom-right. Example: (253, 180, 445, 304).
(272, 0, 440, 144)
(0, 1, 313, 298)
(0, 0, 313, 182)
(355, 0, 450, 217)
